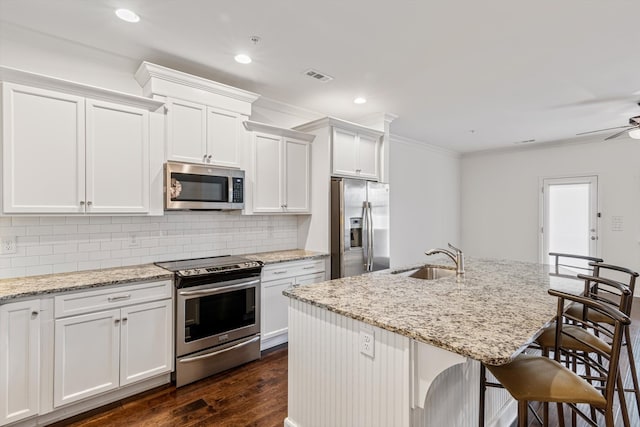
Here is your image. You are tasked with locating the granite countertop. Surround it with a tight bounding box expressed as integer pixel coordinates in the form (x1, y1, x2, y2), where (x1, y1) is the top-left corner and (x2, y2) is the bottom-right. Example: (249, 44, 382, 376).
(0, 248, 328, 303)
(284, 258, 583, 365)
(0, 264, 173, 303)
(244, 249, 328, 265)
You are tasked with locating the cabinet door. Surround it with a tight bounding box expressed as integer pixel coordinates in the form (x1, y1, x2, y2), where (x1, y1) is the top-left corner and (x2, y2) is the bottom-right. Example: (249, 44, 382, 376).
(261, 277, 295, 348)
(120, 300, 172, 386)
(85, 99, 150, 213)
(253, 133, 283, 213)
(207, 107, 241, 168)
(357, 133, 380, 180)
(0, 300, 40, 426)
(283, 138, 311, 213)
(2, 83, 85, 213)
(166, 98, 207, 164)
(54, 309, 120, 407)
(332, 127, 358, 177)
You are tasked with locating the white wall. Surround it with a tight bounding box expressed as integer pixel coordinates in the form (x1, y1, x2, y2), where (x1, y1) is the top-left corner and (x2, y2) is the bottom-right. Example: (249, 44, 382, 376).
(461, 137, 640, 281)
(389, 136, 461, 268)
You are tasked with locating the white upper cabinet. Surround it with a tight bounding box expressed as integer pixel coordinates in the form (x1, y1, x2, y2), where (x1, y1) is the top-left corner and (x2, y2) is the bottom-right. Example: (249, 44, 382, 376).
(0, 67, 163, 215)
(135, 62, 260, 169)
(331, 127, 380, 180)
(166, 98, 207, 164)
(244, 121, 314, 214)
(293, 117, 384, 182)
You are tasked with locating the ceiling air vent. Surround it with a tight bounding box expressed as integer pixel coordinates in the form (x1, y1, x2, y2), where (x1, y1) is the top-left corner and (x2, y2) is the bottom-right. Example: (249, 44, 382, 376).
(303, 69, 334, 82)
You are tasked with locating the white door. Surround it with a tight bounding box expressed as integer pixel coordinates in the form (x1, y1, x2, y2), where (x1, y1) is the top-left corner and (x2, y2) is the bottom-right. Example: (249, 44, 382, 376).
(2, 83, 85, 213)
(54, 309, 120, 407)
(283, 138, 310, 213)
(356, 133, 379, 180)
(0, 300, 40, 426)
(253, 133, 283, 213)
(332, 128, 358, 177)
(166, 98, 207, 164)
(207, 107, 240, 168)
(85, 99, 150, 213)
(541, 176, 598, 265)
(120, 300, 172, 386)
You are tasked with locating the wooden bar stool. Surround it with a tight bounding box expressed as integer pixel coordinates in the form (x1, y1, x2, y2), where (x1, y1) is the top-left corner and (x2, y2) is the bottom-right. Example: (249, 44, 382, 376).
(482, 289, 630, 426)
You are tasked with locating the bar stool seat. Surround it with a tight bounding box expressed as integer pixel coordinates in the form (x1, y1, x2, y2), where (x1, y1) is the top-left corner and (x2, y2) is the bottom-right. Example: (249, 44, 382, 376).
(536, 323, 611, 354)
(486, 354, 606, 407)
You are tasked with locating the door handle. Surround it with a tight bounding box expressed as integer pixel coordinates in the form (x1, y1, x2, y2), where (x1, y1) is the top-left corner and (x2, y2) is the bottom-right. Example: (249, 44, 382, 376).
(591, 236, 598, 240)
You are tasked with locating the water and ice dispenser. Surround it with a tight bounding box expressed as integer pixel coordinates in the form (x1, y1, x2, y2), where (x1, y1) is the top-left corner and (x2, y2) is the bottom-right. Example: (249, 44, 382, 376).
(350, 217, 362, 248)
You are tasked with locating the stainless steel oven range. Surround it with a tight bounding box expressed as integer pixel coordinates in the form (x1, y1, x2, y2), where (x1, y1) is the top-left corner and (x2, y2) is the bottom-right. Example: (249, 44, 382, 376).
(155, 256, 263, 387)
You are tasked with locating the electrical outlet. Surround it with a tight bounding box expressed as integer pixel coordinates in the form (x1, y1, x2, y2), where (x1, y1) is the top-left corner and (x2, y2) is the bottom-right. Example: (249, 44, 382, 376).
(0, 236, 17, 254)
(360, 329, 375, 358)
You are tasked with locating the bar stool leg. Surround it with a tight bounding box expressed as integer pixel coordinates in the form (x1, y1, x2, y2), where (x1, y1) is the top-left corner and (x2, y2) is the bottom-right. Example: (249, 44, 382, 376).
(557, 403, 565, 427)
(517, 400, 528, 427)
(479, 364, 486, 427)
(616, 372, 631, 427)
(625, 327, 640, 415)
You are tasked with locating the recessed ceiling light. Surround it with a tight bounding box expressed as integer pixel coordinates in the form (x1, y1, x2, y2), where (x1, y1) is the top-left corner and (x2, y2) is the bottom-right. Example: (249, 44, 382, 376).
(353, 97, 367, 105)
(234, 54, 252, 64)
(115, 8, 140, 23)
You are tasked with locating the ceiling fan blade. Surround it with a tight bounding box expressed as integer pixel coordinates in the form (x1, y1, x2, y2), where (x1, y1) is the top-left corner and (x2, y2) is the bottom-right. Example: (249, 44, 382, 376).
(576, 125, 634, 136)
(604, 126, 638, 140)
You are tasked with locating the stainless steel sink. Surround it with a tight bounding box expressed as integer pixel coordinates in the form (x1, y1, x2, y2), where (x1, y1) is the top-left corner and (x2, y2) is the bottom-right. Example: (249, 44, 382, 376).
(392, 265, 457, 280)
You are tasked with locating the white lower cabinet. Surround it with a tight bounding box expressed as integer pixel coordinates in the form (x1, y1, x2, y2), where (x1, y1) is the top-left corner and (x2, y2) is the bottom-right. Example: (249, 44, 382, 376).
(261, 259, 326, 350)
(53, 281, 172, 408)
(0, 300, 40, 426)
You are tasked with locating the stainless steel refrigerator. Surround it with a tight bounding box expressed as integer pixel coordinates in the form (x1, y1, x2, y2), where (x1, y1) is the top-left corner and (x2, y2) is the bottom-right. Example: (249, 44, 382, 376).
(330, 177, 390, 279)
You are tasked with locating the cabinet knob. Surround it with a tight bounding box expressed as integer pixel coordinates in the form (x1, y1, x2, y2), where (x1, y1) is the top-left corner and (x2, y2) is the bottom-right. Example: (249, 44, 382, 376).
(356, 169, 362, 173)
(203, 154, 208, 162)
(122, 317, 128, 323)
(87, 201, 92, 206)
(115, 319, 120, 324)
(80, 201, 85, 206)
(31, 311, 39, 318)
(207, 154, 212, 161)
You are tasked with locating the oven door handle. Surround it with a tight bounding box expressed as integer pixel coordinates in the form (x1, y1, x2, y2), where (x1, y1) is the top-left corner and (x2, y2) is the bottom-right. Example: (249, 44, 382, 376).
(178, 279, 260, 296)
(178, 336, 260, 363)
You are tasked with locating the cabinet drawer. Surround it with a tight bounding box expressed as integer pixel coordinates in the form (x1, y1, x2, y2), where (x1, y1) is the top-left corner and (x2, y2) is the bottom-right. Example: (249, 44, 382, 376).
(295, 272, 326, 286)
(262, 259, 325, 282)
(54, 280, 172, 318)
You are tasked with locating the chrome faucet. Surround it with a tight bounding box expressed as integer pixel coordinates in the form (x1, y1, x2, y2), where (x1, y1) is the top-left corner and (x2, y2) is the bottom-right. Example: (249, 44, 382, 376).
(425, 243, 465, 276)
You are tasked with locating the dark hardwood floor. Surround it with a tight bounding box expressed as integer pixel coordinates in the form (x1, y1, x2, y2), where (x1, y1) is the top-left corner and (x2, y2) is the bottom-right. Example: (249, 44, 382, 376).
(52, 344, 288, 427)
(52, 300, 640, 427)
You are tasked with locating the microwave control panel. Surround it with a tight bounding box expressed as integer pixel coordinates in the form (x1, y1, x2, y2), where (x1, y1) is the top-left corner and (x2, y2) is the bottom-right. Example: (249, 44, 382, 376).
(232, 178, 244, 203)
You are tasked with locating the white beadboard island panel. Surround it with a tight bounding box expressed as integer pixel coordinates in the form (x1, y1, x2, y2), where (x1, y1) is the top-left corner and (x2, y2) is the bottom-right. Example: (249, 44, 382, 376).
(286, 298, 515, 427)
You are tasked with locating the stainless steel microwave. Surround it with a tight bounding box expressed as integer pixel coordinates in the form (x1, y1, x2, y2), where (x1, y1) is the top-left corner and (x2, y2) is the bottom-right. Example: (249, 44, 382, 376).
(164, 162, 245, 210)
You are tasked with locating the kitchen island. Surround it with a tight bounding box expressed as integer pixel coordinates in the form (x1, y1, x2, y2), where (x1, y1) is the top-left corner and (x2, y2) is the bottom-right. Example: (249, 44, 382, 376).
(283, 258, 583, 427)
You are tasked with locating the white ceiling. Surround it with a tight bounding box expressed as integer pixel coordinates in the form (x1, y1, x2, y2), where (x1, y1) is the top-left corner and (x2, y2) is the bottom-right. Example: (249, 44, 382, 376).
(1, 0, 640, 153)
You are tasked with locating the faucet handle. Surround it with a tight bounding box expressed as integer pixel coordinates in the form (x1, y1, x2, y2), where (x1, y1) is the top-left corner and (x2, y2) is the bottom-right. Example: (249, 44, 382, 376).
(448, 243, 462, 253)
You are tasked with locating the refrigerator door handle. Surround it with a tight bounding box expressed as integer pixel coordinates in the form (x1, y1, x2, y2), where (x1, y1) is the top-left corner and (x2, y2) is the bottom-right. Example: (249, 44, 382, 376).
(367, 201, 374, 271)
(362, 202, 370, 271)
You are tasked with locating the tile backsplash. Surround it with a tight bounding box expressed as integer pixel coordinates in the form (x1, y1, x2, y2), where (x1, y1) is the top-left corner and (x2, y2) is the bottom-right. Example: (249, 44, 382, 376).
(0, 212, 299, 279)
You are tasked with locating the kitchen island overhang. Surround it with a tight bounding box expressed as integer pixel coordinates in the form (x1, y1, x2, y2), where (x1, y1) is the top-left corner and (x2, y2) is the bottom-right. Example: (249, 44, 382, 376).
(283, 258, 583, 427)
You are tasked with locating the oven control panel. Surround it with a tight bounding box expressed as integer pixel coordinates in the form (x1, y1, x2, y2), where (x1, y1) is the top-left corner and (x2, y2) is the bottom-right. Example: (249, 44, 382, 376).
(232, 178, 244, 203)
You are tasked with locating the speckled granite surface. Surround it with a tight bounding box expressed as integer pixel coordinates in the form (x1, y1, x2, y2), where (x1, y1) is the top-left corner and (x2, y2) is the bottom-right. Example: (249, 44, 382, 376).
(244, 249, 328, 264)
(284, 258, 583, 365)
(0, 264, 173, 303)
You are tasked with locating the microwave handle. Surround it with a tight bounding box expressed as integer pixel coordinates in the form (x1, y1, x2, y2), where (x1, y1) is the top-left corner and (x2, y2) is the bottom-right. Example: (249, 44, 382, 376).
(229, 176, 233, 203)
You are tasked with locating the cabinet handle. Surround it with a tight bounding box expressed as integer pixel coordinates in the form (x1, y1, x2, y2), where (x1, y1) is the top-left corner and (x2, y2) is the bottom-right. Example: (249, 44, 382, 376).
(272, 271, 287, 275)
(283, 204, 288, 208)
(122, 317, 128, 322)
(80, 201, 85, 206)
(87, 201, 92, 206)
(356, 169, 362, 173)
(303, 266, 317, 270)
(108, 294, 131, 302)
(207, 154, 212, 161)
(115, 319, 120, 324)
(31, 311, 39, 317)
(203, 154, 208, 162)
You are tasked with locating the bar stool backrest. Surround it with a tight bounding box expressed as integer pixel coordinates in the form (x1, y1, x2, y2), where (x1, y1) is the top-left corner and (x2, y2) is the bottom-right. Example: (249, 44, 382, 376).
(549, 288, 631, 418)
(549, 252, 604, 278)
(589, 262, 639, 315)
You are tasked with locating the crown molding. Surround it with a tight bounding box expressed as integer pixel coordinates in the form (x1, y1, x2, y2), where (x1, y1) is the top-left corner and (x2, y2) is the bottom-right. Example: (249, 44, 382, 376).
(135, 61, 260, 104)
(293, 116, 384, 137)
(0, 65, 164, 111)
(243, 120, 316, 142)
(390, 134, 460, 158)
